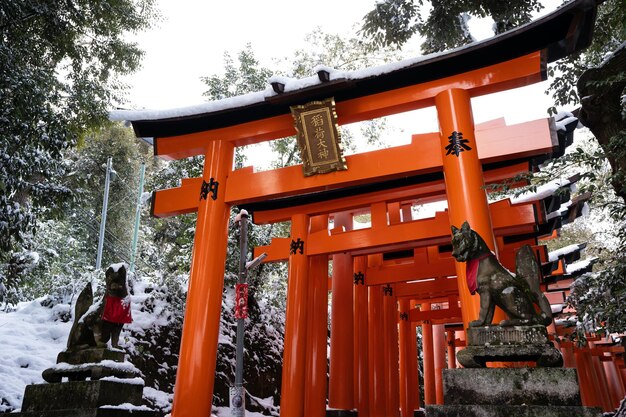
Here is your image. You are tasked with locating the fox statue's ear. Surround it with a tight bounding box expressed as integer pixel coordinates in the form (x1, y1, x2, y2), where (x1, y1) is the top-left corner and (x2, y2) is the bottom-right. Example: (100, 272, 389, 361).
(451, 225, 459, 233)
(461, 221, 471, 231)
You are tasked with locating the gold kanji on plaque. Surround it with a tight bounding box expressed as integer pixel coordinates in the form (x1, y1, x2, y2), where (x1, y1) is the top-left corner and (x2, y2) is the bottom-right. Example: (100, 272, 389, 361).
(290, 97, 347, 176)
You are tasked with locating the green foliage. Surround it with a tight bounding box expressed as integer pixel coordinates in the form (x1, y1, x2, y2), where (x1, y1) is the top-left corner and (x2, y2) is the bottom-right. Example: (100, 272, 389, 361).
(201, 45, 273, 101)
(70, 125, 146, 264)
(0, 0, 157, 304)
(360, 0, 542, 53)
(546, 0, 626, 112)
(290, 28, 402, 75)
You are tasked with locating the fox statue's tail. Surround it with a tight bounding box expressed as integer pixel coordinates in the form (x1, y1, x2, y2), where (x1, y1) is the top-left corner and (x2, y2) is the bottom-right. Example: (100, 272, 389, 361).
(516, 245, 553, 326)
(66, 283, 95, 349)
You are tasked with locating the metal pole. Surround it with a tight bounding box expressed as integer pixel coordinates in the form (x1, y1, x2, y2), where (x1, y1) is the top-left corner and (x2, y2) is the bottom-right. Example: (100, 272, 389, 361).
(231, 209, 249, 417)
(129, 163, 146, 273)
(95, 157, 112, 270)
(235, 210, 248, 386)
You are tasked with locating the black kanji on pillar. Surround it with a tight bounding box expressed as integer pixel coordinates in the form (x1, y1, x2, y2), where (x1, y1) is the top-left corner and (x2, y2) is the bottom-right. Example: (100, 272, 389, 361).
(399, 312, 409, 321)
(354, 272, 365, 285)
(445, 131, 472, 157)
(199, 178, 219, 201)
(290, 238, 305, 255)
(383, 284, 393, 296)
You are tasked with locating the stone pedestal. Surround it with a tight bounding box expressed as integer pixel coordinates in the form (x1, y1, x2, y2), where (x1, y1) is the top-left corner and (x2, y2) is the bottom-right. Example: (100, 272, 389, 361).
(425, 368, 602, 417)
(457, 325, 563, 368)
(11, 380, 160, 417)
(11, 348, 160, 417)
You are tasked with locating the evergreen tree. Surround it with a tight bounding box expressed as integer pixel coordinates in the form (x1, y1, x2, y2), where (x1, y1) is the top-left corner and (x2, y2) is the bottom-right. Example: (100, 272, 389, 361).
(360, 0, 626, 336)
(0, 0, 158, 305)
(360, 0, 542, 53)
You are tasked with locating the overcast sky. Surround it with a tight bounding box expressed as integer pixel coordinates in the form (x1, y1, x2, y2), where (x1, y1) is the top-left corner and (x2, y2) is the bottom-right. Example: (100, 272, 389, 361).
(120, 0, 567, 166)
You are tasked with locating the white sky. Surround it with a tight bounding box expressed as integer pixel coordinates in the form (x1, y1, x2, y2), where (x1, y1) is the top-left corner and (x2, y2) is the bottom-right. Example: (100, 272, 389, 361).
(121, 0, 569, 167)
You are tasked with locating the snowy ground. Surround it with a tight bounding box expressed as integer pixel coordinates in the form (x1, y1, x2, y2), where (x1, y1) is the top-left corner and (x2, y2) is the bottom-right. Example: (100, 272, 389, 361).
(0, 294, 262, 416)
(0, 298, 72, 412)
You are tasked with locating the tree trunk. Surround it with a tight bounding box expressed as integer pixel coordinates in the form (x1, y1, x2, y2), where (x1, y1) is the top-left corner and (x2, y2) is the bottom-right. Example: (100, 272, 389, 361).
(577, 41, 626, 202)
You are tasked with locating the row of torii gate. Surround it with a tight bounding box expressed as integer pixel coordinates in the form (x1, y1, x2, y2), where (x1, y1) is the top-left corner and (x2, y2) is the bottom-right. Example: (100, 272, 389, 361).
(114, 2, 613, 416)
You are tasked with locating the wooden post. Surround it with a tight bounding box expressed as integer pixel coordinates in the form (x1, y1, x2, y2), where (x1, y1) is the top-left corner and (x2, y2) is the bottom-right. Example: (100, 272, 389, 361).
(409, 301, 421, 411)
(446, 329, 457, 369)
(560, 342, 576, 368)
(368, 255, 386, 416)
(399, 299, 415, 417)
(589, 348, 612, 411)
(329, 212, 355, 409)
(304, 215, 329, 417)
(171, 141, 234, 417)
(435, 88, 498, 329)
(433, 324, 446, 404)
(603, 359, 623, 408)
(421, 303, 436, 405)
(575, 348, 598, 407)
(354, 255, 370, 417)
(280, 213, 310, 417)
(384, 291, 400, 416)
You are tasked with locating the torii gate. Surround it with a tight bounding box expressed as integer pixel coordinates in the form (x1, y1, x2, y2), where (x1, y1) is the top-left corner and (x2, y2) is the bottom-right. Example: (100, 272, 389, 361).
(113, 2, 597, 416)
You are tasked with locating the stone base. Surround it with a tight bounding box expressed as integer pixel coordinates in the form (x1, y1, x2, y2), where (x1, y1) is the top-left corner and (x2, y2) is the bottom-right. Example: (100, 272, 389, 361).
(12, 380, 161, 417)
(426, 404, 602, 417)
(22, 380, 142, 412)
(457, 325, 563, 367)
(457, 343, 563, 368)
(424, 368, 602, 417)
(441, 368, 581, 406)
(42, 361, 140, 383)
(57, 348, 125, 365)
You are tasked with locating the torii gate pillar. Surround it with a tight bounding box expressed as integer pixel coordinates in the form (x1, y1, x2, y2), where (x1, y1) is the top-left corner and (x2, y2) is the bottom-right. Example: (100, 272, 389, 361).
(280, 213, 311, 417)
(171, 141, 234, 417)
(436, 88, 497, 328)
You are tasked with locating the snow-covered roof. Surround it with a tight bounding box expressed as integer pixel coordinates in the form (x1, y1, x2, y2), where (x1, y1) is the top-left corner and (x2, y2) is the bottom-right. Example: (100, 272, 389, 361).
(548, 243, 587, 262)
(110, 0, 598, 140)
(511, 176, 576, 204)
(566, 257, 598, 275)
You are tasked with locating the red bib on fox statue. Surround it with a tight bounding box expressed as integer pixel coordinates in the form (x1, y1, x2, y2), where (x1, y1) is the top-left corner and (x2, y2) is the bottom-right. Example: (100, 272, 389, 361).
(102, 295, 132, 324)
(466, 253, 491, 294)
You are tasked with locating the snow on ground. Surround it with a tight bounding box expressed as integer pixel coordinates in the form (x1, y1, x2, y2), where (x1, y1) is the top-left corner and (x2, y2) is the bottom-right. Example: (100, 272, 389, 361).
(212, 406, 267, 417)
(0, 298, 71, 412)
(0, 276, 174, 413)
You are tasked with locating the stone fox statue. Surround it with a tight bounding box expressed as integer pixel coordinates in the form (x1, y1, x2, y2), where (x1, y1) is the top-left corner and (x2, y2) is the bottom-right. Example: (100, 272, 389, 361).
(67, 264, 133, 350)
(451, 221, 553, 327)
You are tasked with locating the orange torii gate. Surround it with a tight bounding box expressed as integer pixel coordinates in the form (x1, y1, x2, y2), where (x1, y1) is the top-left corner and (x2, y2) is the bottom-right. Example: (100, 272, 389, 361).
(113, 2, 597, 417)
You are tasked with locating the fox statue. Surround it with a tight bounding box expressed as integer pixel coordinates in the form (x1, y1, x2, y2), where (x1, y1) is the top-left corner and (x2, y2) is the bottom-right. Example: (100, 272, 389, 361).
(66, 264, 133, 350)
(451, 221, 553, 327)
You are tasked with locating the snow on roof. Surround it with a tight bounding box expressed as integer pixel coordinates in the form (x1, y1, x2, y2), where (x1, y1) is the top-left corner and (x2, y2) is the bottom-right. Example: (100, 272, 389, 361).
(510, 177, 574, 204)
(548, 243, 585, 262)
(551, 304, 565, 314)
(108, 46, 453, 123)
(546, 200, 572, 220)
(566, 257, 598, 274)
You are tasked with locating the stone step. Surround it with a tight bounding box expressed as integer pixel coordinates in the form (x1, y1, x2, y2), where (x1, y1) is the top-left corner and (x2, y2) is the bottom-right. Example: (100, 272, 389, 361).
(21, 381, 142, 412)
(10, 409, 161, 417)
(426, 404, 602, 417)
(442, 368, 581, 406)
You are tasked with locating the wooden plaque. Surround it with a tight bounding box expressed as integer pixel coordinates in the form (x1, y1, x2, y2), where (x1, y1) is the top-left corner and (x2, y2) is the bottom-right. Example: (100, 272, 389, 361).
(290, 97, 347, 176)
